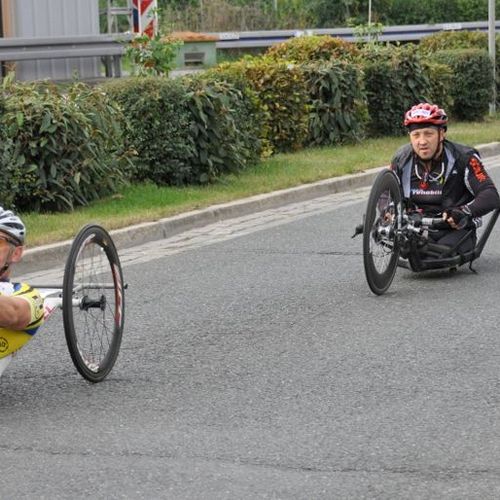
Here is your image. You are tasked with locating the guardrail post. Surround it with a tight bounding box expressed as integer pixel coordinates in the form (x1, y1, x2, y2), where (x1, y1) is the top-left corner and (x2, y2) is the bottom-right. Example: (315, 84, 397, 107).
(112, 55, 122, 77)
(104, 55, 113, 77)
(489, 0, 496, 115)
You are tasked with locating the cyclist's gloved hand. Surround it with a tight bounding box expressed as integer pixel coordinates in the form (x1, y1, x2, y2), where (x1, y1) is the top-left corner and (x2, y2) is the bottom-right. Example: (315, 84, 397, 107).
(443, 206, 473, 230)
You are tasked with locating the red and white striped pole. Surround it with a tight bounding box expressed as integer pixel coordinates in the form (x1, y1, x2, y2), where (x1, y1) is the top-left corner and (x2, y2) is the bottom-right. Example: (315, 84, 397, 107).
(132, 0, 158, 38)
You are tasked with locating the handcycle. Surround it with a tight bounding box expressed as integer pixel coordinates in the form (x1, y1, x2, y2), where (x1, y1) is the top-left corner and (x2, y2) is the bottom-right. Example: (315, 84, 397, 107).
(0, 224, 125, 382)
(355, 169, 500, 295)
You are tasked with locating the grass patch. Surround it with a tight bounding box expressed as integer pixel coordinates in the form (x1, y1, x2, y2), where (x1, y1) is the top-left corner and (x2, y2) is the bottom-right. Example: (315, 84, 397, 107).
(24, 117, 500, 247)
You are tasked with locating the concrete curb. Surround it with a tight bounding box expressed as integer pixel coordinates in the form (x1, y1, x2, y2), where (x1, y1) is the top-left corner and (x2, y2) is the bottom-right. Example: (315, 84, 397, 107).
(18, 142, 500, 275)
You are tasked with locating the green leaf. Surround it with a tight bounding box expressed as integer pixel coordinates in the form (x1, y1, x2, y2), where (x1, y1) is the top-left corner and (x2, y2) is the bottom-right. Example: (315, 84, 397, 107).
(40, 112, 52, 133)
(16, 112, 24, 128)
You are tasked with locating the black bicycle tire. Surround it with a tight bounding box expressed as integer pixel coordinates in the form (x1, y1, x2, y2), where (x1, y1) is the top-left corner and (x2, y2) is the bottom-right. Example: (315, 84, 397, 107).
(62, 224, 125, 382)
(363, 169, 402, 295)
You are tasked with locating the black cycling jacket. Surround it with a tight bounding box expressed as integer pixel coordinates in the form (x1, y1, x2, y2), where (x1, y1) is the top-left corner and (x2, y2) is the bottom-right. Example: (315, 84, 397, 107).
(390, 139, 500, 217)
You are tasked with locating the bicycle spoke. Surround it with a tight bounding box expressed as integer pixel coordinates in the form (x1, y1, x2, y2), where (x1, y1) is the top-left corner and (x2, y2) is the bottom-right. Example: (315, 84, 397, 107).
(73, 243, 115, 371)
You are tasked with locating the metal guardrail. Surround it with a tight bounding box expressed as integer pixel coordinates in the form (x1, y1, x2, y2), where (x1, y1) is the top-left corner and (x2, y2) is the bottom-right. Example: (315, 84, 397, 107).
(0, 20, 497, 77)
(214, 21, 500, 49)
(0, 34, 132, 77)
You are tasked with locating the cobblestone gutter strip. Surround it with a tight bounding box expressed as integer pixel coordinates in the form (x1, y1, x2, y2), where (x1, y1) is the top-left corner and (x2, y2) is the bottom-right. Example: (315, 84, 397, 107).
(18, 142, 500, 275)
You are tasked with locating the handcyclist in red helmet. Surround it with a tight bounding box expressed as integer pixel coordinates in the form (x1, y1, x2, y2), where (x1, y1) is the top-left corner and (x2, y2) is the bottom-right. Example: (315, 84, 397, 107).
(390, 102, 500, 255)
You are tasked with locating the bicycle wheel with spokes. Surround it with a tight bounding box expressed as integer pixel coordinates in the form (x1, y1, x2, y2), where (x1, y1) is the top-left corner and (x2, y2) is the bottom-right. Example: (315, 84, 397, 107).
(363, 169, 402, 295)
(62, 224, 125, 382)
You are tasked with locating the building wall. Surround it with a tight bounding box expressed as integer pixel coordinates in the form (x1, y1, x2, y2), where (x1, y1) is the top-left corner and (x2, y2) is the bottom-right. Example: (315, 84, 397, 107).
(8, 0, 100, 80)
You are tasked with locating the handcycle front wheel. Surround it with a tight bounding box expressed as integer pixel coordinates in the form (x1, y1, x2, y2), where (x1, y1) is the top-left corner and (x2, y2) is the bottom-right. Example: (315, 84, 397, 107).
(363, 169, 402, 295)
(62, 224, 125, 383)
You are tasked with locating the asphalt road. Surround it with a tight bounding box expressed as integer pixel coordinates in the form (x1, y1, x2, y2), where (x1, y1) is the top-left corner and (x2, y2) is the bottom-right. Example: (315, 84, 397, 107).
(2, 165, 500, 499)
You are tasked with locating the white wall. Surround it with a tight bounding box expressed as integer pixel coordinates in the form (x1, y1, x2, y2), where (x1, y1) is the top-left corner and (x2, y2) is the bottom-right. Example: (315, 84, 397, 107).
(12, 0, 100, 80)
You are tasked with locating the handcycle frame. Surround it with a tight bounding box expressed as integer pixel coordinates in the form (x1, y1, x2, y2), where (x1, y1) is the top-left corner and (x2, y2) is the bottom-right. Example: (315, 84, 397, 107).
(397, 211, 499, 273)
(360, 169, 500, 295)
(16, 224, 125, 382)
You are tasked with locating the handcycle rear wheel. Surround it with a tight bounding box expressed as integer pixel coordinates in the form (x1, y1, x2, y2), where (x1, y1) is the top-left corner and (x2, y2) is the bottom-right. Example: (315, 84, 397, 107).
(363, 169, 402, 295)
(62, 224, 125, 382)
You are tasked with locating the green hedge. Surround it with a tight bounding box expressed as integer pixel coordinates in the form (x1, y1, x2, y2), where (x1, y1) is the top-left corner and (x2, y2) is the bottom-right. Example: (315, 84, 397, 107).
(218, 57, 309, 153)
(360, 45, 431, 136)
(302, 60, 366, 145)
(419, 31, 500, 106)
(0, 36, 492, 210)
(432, 49, 494, 120)
(266, 35, 359, 63)
(182, 74, 261, 182)
(102, 77, 196, 185)
(0, 81, 132, 212)
(203, 66, 268, 159)
(421, 61, 454, 115)
(103, 74, 263, 185)
(0, 94, 21, 209)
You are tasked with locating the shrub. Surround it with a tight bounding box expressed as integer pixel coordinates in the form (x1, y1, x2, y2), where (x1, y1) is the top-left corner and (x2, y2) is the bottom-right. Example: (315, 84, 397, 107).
(0, 94, 21, 209)
(182, 74, 262, 182)
(386, 0, 460, 24)
(0, 80, 132, 211)
(218, 57, 309, 153)
(102, 77, 196, 185)
(432, 49, 494, 120)
(360, 45, 431, 136)
(419, 30, 495, 54)
(419, 31, 500, 106)
(421, 61, 454, 114)
(204, 65, 268, 159)
(302, 60, 366, 145)
(266, 35, 359, 63)
(126, 34, 182, 77)
(104, 73, 263, 185)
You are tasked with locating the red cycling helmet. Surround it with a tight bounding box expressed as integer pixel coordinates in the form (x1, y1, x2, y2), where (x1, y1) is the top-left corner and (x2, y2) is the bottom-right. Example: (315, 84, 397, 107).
(404, 103, 448, 128)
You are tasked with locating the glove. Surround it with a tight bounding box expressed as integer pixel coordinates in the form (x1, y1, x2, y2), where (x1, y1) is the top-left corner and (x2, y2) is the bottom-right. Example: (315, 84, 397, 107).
(444, 206, 473, 230)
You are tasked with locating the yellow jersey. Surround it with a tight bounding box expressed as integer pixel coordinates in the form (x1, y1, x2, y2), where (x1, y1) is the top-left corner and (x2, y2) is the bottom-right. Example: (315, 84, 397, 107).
(0, 282, 44, 359)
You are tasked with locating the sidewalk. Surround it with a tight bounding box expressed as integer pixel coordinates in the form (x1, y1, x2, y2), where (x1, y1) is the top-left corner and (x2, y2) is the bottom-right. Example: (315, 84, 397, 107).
(18, 142, 500, 274)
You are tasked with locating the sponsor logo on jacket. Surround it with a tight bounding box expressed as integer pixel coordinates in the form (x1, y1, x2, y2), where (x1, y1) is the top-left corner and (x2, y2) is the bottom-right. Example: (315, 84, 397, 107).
(469, 156, 487, 182)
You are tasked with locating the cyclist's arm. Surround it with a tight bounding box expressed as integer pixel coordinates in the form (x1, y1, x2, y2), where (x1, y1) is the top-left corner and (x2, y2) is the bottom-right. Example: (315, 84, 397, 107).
(0, 284, 45, 331)
(464, 154, 500, 216)
(0, 295, 33, 330)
